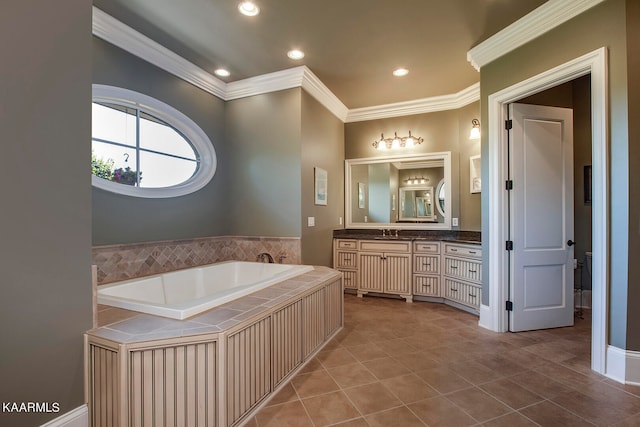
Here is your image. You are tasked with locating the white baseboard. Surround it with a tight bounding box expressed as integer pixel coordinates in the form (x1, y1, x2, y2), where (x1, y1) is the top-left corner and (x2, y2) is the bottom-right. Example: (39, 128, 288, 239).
(606, 345, 640, 386)
(41, 405, 88, 427)
(478, 304, 497, 331)
(626, 349, 640, 386)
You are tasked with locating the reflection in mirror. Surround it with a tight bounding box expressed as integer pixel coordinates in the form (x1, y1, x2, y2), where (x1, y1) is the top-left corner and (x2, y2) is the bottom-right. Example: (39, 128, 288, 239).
(399, 186, 436, 221)
(436, 179, 446, 217)
(345, 152, 452, 230)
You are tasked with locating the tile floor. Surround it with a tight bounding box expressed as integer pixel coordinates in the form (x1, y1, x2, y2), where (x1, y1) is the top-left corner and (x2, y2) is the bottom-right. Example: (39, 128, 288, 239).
(246, 294, 640, 426)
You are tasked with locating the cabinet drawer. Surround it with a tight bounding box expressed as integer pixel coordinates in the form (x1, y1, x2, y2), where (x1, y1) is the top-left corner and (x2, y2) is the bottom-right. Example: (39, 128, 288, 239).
(341, 270, 358, 289)
(413, 275, 440, 297)
(413, 241, 440, 254)
(336, 239, 357, 250)
(359, 240, 412, 253)
(444, 278, 481, 308)
(413, 254, 440, 274)
(335, 251, 357, 269)
(444, 243, 481, 258)
(444, 257, 481, 283)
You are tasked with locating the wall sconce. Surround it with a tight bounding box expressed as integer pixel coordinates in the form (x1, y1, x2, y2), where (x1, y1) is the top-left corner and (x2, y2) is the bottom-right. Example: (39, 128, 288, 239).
(404, 176, 429, 185)
(469, 119, 481, 140)
(372, 131, 423, 150)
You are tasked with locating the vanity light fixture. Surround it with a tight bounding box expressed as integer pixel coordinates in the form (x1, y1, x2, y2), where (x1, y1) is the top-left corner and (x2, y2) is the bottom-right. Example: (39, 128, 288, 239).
(238, 1, 260, 16)
(214, 68, 231, 77)
(404, 176, 429, 185)
(372, 131, 423, 150)
(469, 119, 481, 140)
(287, 49, 305, 60)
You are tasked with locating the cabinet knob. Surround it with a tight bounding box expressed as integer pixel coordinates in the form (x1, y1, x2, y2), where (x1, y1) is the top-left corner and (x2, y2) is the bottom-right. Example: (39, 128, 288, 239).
(450, 288, 458, 292)
(450, 266, 458, 269)
(469, 269, 477, 273)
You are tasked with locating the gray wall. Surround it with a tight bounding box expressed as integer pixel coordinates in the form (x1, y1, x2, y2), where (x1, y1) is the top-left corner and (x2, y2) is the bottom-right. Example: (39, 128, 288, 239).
(344, 103, 481, 230)
(301, 92, 345, 266)
(225, 89, 302, 237)
(625, 0, 640, 351)
(92, 37, 228, 245)
(0, 1, 92, 425)
(480, 0, 634, 349)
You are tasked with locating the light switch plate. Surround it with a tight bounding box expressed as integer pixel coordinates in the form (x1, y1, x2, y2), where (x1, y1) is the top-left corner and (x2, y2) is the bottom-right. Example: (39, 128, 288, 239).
(452, 218, 459, 226)
(307, 217, 315, 227)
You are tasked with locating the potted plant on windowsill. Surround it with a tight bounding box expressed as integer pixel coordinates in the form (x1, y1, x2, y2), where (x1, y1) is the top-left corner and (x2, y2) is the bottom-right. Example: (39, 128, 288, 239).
(111, 167, 141, 186)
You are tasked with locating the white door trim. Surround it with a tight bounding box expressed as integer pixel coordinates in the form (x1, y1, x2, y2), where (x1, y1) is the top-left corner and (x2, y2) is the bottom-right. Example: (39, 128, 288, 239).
(485, 47, 608, 375)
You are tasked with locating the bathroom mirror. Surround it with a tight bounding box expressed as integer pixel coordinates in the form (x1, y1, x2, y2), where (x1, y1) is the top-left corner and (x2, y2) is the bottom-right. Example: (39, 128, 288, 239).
(345, 152, 452, 229)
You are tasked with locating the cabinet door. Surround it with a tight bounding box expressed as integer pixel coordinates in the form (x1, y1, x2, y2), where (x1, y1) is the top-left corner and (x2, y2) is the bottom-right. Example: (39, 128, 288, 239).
(341, 270, 358, 289)
(358, 252, 384, 292)
(413, 254, 439, 274)
(335, 250, 357, 269)
(413, 275, 440, 297)
(384, 253, 411, 295)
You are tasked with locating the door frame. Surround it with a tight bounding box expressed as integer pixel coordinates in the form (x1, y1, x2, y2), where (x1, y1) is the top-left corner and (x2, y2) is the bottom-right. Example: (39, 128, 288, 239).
(483, 47, 608, 375)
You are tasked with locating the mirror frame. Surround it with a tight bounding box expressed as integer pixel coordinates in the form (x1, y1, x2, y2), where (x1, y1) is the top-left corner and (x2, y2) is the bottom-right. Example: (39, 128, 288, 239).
(345, 152, 452, 230)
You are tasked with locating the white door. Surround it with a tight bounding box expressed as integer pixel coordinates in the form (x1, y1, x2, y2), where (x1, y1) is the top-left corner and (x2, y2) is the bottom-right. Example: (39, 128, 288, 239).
(509, 103, 574, 332)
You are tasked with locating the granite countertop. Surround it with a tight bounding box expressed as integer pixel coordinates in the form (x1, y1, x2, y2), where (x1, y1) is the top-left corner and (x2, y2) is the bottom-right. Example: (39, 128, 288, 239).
(333, 229, 481, 244)
(88, 266, 340, 345)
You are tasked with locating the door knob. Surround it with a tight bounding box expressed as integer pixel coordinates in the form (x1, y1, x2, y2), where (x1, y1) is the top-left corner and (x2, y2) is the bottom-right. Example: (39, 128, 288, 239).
(567, 240, 576, 246)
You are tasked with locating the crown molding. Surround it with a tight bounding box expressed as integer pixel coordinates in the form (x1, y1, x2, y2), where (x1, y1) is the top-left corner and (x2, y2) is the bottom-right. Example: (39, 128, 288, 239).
(345, 83, 479, 123)
(92, 7, 227, 99)
(93, 7, 475, 124)
(300, 68, 349, 121)
(225, 66, 349, 121)
(467, 0, 606, 71)
(225, 66, 305, 100)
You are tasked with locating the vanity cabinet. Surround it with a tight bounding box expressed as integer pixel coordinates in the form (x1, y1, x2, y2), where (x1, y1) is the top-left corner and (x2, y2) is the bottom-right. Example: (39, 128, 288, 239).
(333, 239, 358, 290)
(357, 240, 412, 302)
(442, 243, 482, 311)
(413, 241, 441, 297)
(333, 238, 481, 314)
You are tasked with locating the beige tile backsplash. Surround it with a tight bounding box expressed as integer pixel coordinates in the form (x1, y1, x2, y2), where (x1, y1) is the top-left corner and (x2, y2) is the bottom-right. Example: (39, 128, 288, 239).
(93, 236, 301, 285)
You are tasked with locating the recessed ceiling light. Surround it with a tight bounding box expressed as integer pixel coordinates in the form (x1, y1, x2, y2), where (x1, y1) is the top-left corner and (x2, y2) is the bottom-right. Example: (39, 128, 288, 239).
(214, 68, 230, 77)
(238, 1, 260, 16)
(393, 68, 409, 77)
(287, 49, 305, 60)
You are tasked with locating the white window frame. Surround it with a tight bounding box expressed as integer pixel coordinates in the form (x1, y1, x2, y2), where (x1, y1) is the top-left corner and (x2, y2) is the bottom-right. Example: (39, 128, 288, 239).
(92, 84, 217, 198)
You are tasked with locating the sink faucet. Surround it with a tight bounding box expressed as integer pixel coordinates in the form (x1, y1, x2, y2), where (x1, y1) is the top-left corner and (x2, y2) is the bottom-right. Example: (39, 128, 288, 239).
(278, 253, 288, 264)
(256, 252, 275, 263)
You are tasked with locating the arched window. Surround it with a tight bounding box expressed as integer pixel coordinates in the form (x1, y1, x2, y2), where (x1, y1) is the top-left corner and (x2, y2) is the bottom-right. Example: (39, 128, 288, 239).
(91, 85, 216, 198)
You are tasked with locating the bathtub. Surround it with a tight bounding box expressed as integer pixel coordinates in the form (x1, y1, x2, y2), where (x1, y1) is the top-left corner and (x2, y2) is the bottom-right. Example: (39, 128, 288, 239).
(97, 261, 314, 320)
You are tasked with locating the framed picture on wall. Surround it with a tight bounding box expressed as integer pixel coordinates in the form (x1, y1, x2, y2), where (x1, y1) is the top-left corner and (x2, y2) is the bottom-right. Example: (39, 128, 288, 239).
(314, 167, 328, 205)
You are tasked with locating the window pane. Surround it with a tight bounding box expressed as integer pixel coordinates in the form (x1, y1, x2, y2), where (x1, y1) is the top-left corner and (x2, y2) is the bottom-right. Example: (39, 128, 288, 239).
(139, 113, 197, 160)
(92, 140, 139, 185)
(138, 151, 197, 188)
(92, 102, 136, 146)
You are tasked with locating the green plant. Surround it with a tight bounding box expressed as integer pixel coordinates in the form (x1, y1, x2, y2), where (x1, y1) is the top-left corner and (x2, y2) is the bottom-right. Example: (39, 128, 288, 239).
(91, 152, 114, 179)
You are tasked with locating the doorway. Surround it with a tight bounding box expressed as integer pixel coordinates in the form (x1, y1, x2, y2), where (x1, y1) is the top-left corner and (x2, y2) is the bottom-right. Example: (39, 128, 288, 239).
(483, 48, 608, 375)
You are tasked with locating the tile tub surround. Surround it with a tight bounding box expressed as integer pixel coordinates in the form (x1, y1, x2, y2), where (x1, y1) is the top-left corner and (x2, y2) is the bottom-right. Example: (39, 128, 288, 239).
(86, 267, 343, 426)
(93, 235, 301, 285)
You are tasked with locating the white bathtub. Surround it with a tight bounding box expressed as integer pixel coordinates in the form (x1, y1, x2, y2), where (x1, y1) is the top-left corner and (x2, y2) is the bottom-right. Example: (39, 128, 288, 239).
(97, 261, 314, 320)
